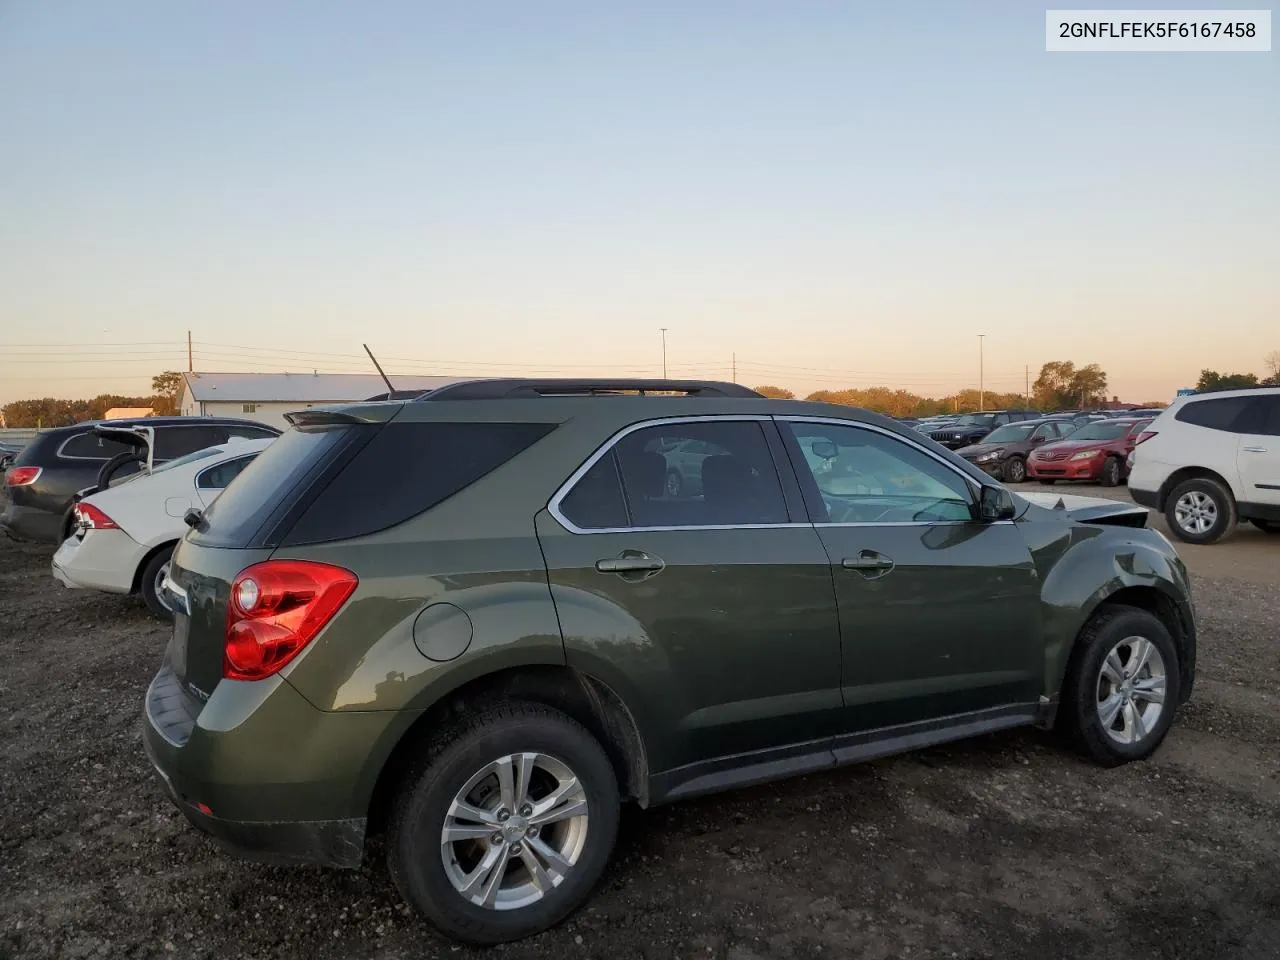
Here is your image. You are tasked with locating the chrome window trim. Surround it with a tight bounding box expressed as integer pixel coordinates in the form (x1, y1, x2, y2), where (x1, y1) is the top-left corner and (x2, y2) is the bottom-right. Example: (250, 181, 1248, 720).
(548, 415, 800, 535)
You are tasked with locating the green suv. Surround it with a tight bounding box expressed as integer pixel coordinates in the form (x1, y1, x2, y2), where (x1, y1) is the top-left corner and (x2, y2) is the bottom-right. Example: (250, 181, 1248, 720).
(143, 379, 1196, 944)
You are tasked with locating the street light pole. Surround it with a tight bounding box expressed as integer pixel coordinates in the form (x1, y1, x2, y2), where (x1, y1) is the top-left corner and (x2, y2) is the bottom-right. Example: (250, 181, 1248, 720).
(660, 327, 668, 379)
(978, 334, 985, 412)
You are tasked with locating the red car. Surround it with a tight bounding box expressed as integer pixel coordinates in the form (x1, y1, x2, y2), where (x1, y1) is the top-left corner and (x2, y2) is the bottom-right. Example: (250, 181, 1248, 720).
(1027, 418, 1153, 486)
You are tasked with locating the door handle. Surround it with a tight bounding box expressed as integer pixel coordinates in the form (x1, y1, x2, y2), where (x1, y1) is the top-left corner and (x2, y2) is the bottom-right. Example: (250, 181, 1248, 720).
(595, 552, 665, 576)
(841, 552, 895, 576)
(1242, 446, 1268, 453)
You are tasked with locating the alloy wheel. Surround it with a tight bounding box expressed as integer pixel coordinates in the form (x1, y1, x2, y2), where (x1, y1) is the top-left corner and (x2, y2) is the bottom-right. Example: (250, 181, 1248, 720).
(1096, 635, 1167, 745)
(1006, 459, 1026, 483)
(440, 753, 589, 911)
(1174, 491, 1217, 535)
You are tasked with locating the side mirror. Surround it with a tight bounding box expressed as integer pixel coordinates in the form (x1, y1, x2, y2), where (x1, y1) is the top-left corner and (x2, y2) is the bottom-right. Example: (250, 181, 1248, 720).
(978, 485, 1016, 522)
(810, 440, 839, 460)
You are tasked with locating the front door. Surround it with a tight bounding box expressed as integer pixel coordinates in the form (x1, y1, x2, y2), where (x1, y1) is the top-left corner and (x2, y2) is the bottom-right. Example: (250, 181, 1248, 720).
(778, 419, 1043, 738)
(536, 417, 842, 779)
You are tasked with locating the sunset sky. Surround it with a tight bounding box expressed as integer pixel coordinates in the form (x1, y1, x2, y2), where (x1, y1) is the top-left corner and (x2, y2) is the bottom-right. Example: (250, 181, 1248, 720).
(2, 1, 1276, 406)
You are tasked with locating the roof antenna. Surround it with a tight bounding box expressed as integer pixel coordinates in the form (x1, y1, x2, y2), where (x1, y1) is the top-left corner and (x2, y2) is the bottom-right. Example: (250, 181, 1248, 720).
(363, 343, 395, 397)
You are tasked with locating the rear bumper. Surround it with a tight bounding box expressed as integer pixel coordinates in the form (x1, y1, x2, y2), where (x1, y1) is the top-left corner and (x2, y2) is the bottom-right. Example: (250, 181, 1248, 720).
(143, 727, 366, 868)
(51, 530, 142, 594)
(1130, 487, 1159, 510)
(141, 662, 406, 869)
(0, 503, 62, 543)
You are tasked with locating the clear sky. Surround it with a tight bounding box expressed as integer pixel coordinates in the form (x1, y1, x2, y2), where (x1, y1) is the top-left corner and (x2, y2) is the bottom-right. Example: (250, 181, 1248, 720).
(1, 1, 1276, 406)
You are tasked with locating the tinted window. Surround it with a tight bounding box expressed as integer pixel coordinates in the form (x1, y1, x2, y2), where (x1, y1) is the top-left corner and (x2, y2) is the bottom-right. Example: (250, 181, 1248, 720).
(154, 426, 227, 459)
(558, 456, 628, 530)
(560, 420, 788, 530)
(197, 454, 259, 490)
(282, 421, 556, 545)
(1259, 397, 1280, 437)
(1175, 396, 1255, 432)
(787, 422, 972, 523)
(59, 432, 135, 460)
(192, 425, 359, 548)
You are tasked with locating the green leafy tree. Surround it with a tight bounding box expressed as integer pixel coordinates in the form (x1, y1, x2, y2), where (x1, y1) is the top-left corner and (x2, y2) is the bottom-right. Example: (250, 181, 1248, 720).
(752, 385, 795, 399)
(1196, 369, 1259, 393)
(151, 371, 185, 415)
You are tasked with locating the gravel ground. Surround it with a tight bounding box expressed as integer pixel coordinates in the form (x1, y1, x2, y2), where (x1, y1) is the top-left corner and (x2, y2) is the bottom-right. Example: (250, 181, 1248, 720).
(1, 494, 1278, 960)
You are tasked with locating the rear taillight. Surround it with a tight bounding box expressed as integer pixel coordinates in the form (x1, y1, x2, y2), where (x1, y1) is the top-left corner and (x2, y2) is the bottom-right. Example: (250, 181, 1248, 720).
(223, 560, 358, 681)
(1135, 431, 1157, 445)
(74, 503, 118, 530)
(5, 466, 41, 486)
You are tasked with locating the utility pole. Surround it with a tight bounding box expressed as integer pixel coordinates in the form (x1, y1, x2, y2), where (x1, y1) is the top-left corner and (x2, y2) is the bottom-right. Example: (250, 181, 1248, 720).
(187, 330, 193, 373)
(731, 352, 736, 383)
(978, 334, 985, 412)
(660, 328, 668, 379)
(1025, 365, 1030, 410)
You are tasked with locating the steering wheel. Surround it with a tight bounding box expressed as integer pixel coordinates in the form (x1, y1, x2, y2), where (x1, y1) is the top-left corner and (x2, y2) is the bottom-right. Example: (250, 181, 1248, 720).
(822, 496, 858, 524)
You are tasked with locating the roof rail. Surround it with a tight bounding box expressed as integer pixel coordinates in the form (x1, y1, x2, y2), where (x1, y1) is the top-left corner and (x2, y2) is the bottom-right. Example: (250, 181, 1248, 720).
(417, 379, 763, 401)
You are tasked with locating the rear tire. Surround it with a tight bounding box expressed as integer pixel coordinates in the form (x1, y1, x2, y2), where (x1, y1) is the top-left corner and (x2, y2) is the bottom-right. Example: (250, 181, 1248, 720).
(1164, 477, 1235, 544)
(1100, 456, 1122, 487)
(138, 545, 176, 619)
(387, 703, 620, 945)
(1059, 606, 1180, 767)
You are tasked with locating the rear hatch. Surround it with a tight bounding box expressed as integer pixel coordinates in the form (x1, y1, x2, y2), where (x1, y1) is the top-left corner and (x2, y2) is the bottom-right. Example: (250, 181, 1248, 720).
(163, 407, 393, 704)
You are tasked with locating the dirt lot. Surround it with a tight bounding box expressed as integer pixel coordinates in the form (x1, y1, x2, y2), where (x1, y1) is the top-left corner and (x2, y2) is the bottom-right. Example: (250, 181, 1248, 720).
(2, 485, 1278, 960)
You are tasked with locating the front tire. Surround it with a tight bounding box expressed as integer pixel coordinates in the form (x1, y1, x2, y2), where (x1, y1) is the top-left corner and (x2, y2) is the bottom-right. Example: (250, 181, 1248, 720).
(1165, 477, 1236, 544)
(1060, 606, 1181, 767)
(387, 703, 620, 945)
(1003, 456, 1027, 484)
(1100, 456, 1122, 487)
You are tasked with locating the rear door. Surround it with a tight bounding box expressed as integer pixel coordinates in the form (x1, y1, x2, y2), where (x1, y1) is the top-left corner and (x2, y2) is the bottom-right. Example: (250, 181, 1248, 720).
(536, 416, 843, 778)
(1236, 395, 1280, 509)
(777, 418, 1043, 740)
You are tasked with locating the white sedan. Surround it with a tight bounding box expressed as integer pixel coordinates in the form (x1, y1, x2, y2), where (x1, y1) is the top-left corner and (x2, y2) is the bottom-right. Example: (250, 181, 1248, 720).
(51, 437, 273, 617)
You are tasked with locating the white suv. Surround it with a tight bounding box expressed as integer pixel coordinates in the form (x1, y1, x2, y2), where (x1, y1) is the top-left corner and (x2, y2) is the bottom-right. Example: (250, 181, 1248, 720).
(1128, 388, 1280, 544)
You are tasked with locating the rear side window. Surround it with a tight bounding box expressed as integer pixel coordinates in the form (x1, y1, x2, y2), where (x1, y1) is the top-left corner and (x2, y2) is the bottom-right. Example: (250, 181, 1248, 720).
(281, 421, 556, 545)
(1175, 397, 1254, 432)
(59, 433, 135, 460)
(1259, 397, 1280, 437)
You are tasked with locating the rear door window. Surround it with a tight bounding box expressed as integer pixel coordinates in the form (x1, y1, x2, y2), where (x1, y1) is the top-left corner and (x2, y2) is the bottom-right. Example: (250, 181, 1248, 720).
(154, 426, 227, 459)
(557, 420, 788, 530)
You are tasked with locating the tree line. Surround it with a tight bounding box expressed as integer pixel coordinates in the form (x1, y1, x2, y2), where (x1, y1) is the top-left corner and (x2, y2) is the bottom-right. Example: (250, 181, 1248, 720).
(1, 373, 184, 428)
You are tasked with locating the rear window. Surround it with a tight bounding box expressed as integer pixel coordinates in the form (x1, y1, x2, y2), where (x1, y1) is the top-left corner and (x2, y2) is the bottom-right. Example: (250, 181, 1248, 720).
(1174, 396, 1255, 432)
(191, 425, 357, 548)
(280, 421, 556, 546)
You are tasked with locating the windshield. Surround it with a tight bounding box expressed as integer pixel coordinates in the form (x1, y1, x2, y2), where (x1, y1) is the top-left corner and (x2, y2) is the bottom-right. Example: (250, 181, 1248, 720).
(151, 445, 226, 474)
(982, 424, 1035, 443)
(1068, 422, 1132, 441)
(954, 414, 995, 427)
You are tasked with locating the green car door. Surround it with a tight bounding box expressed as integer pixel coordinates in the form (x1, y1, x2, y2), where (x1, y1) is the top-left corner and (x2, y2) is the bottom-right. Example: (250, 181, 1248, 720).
(777, 418, 1044, 742)
(535, 416, 843, 789)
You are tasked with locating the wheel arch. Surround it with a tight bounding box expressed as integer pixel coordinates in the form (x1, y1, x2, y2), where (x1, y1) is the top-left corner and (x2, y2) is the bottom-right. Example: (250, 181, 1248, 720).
(130, 538, 180, 594)
(363, 665, 650, 843)
(1157, 465, 1235, 511)
(1039, 539, 1195, 709)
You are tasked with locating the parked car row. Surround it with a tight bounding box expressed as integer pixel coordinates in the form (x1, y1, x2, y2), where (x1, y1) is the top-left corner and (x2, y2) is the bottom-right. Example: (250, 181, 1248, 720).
(33, 378, 1187, 946)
